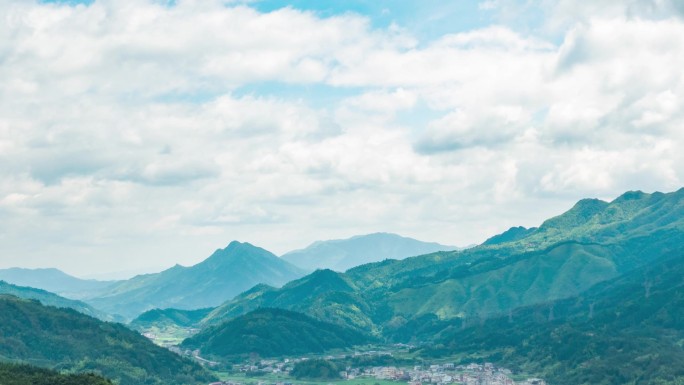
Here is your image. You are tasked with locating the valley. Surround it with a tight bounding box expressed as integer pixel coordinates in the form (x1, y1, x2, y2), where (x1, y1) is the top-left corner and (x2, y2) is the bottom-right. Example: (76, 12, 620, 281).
(2, 189, 684, 384)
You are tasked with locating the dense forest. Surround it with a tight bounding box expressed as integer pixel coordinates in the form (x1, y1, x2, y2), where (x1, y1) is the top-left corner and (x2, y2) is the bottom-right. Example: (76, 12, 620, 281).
(291, 359, 341, 380)
(0, 362, 112, 385)
(419, 253, 684, 384)
(182, 307, 374, 358)
(0, 295, 216, 385)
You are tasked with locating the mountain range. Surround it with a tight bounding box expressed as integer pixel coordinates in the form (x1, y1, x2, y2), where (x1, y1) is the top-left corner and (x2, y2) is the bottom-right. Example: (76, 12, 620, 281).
(3, 188, 684, 384)
(168, 190, 684, 341)
(0, 268, 117, 299)
(85, 241, 306, 319)
(281, 232, 459, 272)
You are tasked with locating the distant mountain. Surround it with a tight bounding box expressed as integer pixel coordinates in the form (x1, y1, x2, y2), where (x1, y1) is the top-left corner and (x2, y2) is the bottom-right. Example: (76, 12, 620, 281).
(0, 295, 216, 385)
(203, 189, 684, 336)
(0, 280, 118, 322)
(182, 307, 374, 358)
(0, 268, 117, 299)
(86, 241, 306, 319)
(281, 232, 459, 272)
(0, 362, 112, 385)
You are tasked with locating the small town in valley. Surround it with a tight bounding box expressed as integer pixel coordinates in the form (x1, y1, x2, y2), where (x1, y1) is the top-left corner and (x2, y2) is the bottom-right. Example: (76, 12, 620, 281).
(203, 356, 547, 385)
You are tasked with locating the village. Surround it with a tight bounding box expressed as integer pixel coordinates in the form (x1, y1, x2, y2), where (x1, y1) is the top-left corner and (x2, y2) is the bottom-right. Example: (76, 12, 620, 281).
(208, 357, 547, 385)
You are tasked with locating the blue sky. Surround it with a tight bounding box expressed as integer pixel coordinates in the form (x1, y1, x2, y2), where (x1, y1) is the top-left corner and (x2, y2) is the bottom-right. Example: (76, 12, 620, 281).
(3, 0, 684, 276)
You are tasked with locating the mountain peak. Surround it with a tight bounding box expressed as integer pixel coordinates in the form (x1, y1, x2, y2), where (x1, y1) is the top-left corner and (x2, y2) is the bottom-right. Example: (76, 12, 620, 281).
(613, 190, 648, 202)
(87, 241, 305, 318)
(483, 226, 537, 245)
(282, 233, 458, 271)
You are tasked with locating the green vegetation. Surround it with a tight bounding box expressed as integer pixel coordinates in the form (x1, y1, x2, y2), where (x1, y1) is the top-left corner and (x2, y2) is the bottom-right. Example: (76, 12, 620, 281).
(420, 252, 684, 384)
(482, 226, 537, 245)
(203, 269, 376, 331)
(131, 307, 213, 329)
(291, 359, 341, 380)
(183, 308, 375, 358)
(0, 362, 112, 385)
(86, 241, 305, 319)
(0, 280, 119, 322)
(0, 295, 216, 385)
(203, 190, 684, 336)
(192, 189, 684, 384)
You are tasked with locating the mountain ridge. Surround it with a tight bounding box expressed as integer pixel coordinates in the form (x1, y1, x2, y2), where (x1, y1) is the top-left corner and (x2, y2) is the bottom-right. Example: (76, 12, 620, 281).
(0, 268, 117, 300)
(0, 280, 119, 322)
(281, 232, 459, 272)
(199, 189, 684, 339)
(86, 241, 305, 319)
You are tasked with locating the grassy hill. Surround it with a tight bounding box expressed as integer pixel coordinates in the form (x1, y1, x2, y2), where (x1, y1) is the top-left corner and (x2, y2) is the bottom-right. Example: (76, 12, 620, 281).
(0, 362, 113, 385)
(0, 280, 118, 322)
(86, 241, 305, 319)
(0, 295, 216, 385)
(282, 233, 458, 272)
(182, 308, 374, 358)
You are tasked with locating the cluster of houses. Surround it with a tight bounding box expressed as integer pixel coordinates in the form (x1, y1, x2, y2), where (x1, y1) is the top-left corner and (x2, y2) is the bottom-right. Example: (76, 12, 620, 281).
(212, 359, 546, 385)
(345, 362, 546, 385)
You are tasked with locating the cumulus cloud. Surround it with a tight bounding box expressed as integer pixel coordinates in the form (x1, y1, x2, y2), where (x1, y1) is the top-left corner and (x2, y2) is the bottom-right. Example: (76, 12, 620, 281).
(0, 0, 683, 275)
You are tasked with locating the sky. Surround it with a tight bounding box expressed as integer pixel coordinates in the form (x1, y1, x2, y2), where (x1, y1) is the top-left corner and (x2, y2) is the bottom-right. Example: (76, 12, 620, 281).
(1, 0, 684, 277)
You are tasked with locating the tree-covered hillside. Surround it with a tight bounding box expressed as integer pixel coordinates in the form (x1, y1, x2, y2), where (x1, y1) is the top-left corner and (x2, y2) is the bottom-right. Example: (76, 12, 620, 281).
(0, 295, 216, 385)
(0, 362, 112, 385)
(0, 280, 118, 322)
(421, 252, 684, 385)
(130, 307, 214, 329)
(202, 269, 376, 331)
(201, 190, 684, 335)
(183, 308, 374, 358)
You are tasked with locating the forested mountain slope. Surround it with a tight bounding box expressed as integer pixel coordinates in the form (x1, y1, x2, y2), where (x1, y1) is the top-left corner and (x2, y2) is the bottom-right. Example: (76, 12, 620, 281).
(202, 190, 684, 337)
(0, 295, 216, 385)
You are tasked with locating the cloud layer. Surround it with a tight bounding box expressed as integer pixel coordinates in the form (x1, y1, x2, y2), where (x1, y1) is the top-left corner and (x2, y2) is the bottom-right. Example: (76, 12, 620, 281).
(1, 0, 683, 275)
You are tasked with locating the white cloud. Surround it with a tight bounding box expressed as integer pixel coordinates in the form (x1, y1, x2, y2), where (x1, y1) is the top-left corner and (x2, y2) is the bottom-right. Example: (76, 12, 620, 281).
(0, 0, 683, 275)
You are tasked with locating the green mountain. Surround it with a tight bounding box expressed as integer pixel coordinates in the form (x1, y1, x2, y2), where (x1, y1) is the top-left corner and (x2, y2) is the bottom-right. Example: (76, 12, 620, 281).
(202, 269, 376, 331)
(420, 251, 684, 385)
(130, 307, 214, 330)
(86, 241, 306, 319)
(483, 226, 537, 245)
(0, 362, 112, 385)
(0, 280, 118, 322)
(0, 295, 216, 385)
(282, 232, 458, 272)
(0, 268, 117, 300)
(202, 189, 684, 338)
(182, 308, 374, 358)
